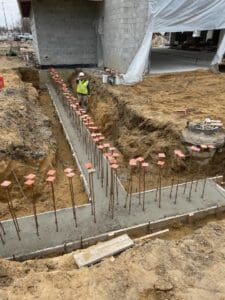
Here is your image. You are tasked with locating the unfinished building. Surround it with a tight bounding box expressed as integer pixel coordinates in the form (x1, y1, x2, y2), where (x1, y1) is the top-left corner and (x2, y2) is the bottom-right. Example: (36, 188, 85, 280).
(2, 2, 225, 298)
(18, 0, 225, 83)
(18, 0, 148, 72)
(0, 0, 223, 261)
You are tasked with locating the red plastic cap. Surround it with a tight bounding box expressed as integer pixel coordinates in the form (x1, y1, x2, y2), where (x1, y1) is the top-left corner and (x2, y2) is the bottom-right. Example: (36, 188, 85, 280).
(98, 145, 104, 150)
(136, 157, 144, 163)
(46, 176, 56, 183)
(47, 170, 56, 176)
(190, 146, 200, 153)
(158, 153, 166, 159)
(85, 163, 93, 170)
(24, 173, 36, 180)
(177, 151, 185, 159)
(1, 180, 11, 188)
(66, 172, 75, 178)
(103, 143, 110, 148)
(129, 159, 137, 166)
(111, 164, 119, 170)
(174, 149, 181, 156)
(24, 179, 35, 187)
(157, 161, 165, 167)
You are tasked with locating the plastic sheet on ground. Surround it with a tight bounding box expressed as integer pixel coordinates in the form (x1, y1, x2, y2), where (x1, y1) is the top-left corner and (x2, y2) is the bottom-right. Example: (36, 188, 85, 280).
(123, 0, 225, 84)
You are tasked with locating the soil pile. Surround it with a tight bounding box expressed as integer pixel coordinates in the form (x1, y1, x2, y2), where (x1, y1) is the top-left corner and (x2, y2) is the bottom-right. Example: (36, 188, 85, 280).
(0, 58, 87, 219)
(0, 69, 55, 162)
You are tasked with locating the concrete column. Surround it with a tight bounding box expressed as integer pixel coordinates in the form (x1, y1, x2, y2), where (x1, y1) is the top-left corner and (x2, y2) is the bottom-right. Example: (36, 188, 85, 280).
(103, 0, 149, 73)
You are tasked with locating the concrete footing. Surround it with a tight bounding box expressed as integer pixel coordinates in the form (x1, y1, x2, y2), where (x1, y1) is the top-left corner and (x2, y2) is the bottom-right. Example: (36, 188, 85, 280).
(1, 82, 225, 260)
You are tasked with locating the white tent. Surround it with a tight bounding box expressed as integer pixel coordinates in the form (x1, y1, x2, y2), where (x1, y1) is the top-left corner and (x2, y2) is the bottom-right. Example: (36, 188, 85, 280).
(123, 0, 225, 84)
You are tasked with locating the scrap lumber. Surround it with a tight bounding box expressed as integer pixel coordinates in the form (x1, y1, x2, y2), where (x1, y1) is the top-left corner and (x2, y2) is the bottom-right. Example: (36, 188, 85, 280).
(74, 234, 134, 268)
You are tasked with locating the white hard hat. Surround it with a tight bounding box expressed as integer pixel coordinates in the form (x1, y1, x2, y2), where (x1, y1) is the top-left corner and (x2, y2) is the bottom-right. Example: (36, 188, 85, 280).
(79, 72, 85, 77)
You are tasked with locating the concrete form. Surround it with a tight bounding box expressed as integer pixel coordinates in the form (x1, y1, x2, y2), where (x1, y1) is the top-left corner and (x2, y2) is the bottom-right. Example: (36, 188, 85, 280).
(1, 83, 225, 260)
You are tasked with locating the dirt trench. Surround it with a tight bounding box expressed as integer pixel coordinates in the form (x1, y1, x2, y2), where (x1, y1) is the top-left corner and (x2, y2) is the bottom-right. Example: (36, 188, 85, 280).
(71, 70, 225, 190)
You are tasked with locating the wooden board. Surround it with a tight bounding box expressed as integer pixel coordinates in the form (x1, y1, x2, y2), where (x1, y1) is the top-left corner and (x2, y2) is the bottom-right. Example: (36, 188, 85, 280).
(74, 234, 134, 268)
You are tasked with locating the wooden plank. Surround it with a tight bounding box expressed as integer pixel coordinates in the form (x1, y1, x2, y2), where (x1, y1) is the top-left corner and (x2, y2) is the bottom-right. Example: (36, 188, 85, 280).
(74, 234, 134, 268)
(134, 229, 169, 243)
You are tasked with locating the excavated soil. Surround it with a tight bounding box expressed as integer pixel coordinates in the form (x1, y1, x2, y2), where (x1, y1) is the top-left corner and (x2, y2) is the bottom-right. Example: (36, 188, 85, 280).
(1, 57, 225, 300)
(1, 217, 225, 299)
(82, 70, 225, 189)
(0, 57, 87, 220)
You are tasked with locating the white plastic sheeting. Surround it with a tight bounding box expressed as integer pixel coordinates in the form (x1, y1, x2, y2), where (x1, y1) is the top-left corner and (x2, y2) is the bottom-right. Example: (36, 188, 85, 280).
(211, 31, 225, 65)
(123, 0, 225, 84)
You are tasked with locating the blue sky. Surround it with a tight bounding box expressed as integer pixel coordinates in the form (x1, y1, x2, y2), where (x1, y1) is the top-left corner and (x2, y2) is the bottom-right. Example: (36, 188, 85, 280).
(0, 0, 21, 28)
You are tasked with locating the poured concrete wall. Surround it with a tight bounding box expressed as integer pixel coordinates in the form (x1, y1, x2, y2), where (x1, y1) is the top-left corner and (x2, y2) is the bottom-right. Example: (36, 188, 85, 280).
(102, 0, 148, 72)
(31, 0, 98, 66)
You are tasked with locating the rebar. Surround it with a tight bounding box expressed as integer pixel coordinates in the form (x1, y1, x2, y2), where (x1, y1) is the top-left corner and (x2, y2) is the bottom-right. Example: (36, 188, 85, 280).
(142, 162, 149, 211)
(157, 161, 165, 208)
(170, 177, 174, 199)
(0, 222, 5, 235)
(1, 181, 21, 241)
(11, 170, 27, 200)
(188, 177, 194, 202)
(136, 157, 144, 205)
(46, 173, 59, 232)
(127, 159, 137, 214)
(201, 177, 207, 199)
(66, 173, 78, 228)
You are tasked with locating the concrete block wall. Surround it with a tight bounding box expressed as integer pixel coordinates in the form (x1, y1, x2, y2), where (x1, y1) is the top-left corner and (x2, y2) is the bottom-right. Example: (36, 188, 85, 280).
(32, 0, 98, 66)
(102, 0, 149, 73)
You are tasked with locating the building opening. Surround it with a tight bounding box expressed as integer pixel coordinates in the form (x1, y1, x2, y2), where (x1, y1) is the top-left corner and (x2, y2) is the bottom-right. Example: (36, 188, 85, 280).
(149, 30, 223, 74)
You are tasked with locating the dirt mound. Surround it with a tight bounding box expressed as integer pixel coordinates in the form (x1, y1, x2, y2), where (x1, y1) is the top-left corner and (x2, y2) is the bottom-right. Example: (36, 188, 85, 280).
(0, 59, 87, 220)
(0, 70, 55, 162)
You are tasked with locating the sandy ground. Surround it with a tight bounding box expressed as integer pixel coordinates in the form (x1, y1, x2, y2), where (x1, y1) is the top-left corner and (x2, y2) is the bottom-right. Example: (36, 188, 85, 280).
(1, 55, 225, 299)
(0, 56, 26, 69)
(0, 57, 87, 220)
(1, 217, 225, 299)
(87, 70, 225, 189)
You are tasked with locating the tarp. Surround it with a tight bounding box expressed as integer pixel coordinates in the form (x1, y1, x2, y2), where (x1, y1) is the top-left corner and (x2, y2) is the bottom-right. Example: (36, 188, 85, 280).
(123, 0, 225, 84)
(211, 31, 225, 65)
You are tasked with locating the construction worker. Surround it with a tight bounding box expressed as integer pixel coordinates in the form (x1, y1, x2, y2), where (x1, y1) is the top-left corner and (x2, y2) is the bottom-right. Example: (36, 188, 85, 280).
(76, 72, 90, 110)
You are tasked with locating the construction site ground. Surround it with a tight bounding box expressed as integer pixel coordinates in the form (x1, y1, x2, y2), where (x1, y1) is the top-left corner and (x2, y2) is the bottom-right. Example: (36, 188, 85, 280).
(1, 54, 225, 299)
(86, 69, 225, 189)
(1, 217, 225, 299)
(0, 56, 87, 220)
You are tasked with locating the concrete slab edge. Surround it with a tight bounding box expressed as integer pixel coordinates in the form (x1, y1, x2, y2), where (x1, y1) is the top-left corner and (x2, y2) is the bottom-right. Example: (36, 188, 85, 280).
(6, 203, 225, 261)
